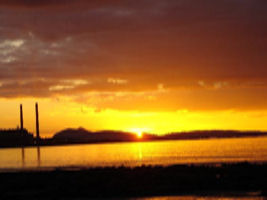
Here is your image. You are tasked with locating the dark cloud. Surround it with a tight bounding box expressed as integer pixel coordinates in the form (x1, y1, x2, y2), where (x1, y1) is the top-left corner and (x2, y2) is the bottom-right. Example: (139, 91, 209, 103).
(0, 0, 72, 7)
(0, 0, 267, 110)
(0, 0, 122, 9)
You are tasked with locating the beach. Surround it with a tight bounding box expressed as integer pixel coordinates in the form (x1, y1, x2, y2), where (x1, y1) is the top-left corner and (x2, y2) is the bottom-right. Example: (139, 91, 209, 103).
(1, 162, 267, 199)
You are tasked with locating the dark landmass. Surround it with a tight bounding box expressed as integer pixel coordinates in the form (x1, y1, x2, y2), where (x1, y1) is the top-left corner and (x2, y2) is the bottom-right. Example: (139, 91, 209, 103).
(52, 127, 149, 143)
(1, 127, 267, 148)
(45, 128, 267, 146)
(52, 128, 267, 144)
(0, 128, 35, 147)
(1, 162, 267, 199)
(162, 130, 267, 140)
(50, 127, 160, 146)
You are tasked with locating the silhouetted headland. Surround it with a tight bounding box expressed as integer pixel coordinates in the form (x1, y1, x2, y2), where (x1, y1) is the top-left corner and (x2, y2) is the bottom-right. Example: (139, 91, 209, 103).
(1, 127, 267, 148)
(51, 128, 267, 145)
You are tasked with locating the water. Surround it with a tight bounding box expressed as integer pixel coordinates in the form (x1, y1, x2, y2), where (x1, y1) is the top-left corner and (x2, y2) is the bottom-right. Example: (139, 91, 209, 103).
(0, 136, 267, 170)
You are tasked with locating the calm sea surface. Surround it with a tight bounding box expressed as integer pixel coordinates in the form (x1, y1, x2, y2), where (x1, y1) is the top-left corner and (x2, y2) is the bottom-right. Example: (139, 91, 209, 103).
(1, 136, 267, 170)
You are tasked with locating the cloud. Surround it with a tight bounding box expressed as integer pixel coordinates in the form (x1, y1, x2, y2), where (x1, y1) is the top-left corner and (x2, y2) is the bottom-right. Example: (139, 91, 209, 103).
(0, 39, 25, 64)
(107, 78, 128, 85)
(198, 80, 228, 90)
(0, 0, 83, 8)
(0, 0, 267, 111)
(49, 79, 88, 91)
(0, 39, 24, 48)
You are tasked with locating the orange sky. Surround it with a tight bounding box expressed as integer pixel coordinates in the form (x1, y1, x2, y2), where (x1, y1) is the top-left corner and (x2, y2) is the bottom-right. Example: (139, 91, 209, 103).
(0, 0, 267, 137)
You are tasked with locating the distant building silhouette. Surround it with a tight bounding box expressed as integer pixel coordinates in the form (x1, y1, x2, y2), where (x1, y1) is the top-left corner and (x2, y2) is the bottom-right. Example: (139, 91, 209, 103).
(35, 102, 40, 144)
(20, 104, 23, 131)
(0, 128, 34, 147)
(0, 104, 34, 147)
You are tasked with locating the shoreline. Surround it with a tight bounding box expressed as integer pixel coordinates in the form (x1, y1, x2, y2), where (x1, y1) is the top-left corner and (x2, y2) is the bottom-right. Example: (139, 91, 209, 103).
(1, 134, 267, 149)
(1, 162, 267, 199)
(1, 160, 267, 173)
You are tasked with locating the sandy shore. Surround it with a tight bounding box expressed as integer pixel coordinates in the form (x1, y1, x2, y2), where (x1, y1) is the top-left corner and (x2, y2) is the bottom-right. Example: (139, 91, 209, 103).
(0, 162, 267, 199)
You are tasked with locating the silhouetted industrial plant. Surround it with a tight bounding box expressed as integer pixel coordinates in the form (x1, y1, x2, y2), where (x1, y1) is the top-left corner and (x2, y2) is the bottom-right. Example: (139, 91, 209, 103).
(0, 103, 40, 147)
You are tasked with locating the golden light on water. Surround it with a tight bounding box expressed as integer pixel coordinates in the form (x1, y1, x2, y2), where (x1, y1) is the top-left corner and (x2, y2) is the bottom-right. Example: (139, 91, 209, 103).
(2, 137, 267, 168)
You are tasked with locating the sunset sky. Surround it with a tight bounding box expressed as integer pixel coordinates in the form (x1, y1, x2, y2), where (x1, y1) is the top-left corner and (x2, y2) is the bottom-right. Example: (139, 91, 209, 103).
(0, 0, 267, 137)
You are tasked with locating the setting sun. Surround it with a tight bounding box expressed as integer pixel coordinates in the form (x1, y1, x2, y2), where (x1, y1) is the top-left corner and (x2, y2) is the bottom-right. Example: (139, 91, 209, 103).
(128, 128, 146, 138)
(136, 131, 143, 138)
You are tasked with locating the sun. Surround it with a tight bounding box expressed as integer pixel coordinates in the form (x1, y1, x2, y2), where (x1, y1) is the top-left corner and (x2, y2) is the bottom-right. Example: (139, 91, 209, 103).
(128, 128, 144, 139)
(136, 130, 143, 138)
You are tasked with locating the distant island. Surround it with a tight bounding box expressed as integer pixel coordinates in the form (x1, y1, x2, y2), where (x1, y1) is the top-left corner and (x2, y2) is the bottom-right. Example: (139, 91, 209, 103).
(1, 127, 267, 148)
(52, 128, 267, 144)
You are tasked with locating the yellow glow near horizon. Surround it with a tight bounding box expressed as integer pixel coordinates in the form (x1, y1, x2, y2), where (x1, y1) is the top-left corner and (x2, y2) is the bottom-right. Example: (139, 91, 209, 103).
(2, 98, 267, 138)
(128, 128, 145, 138)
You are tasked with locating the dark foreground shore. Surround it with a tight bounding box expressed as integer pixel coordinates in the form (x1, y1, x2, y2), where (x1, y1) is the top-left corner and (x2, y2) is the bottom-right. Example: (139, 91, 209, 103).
(1, 162, 267, 199)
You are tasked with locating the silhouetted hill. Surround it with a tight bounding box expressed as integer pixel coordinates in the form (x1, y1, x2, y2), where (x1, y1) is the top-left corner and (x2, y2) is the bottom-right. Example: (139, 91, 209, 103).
(52, 128, 157, 144)
(51, 128, 267, 145)
(1, 127, 267, 148)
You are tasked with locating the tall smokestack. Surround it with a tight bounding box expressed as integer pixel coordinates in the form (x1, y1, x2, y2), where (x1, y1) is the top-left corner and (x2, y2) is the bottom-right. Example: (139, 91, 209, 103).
(35, 102, 40, 143)
(20, 104, 23, 131)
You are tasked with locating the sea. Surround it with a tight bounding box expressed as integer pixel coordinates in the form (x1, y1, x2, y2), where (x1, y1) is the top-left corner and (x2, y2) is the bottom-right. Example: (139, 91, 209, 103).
(0, 136, 267, 170)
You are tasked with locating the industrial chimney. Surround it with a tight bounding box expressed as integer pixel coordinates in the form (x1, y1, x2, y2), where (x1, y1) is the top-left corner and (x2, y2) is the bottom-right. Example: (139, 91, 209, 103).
(35, 102, 40, 143)
(20, 104, 23, 131)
